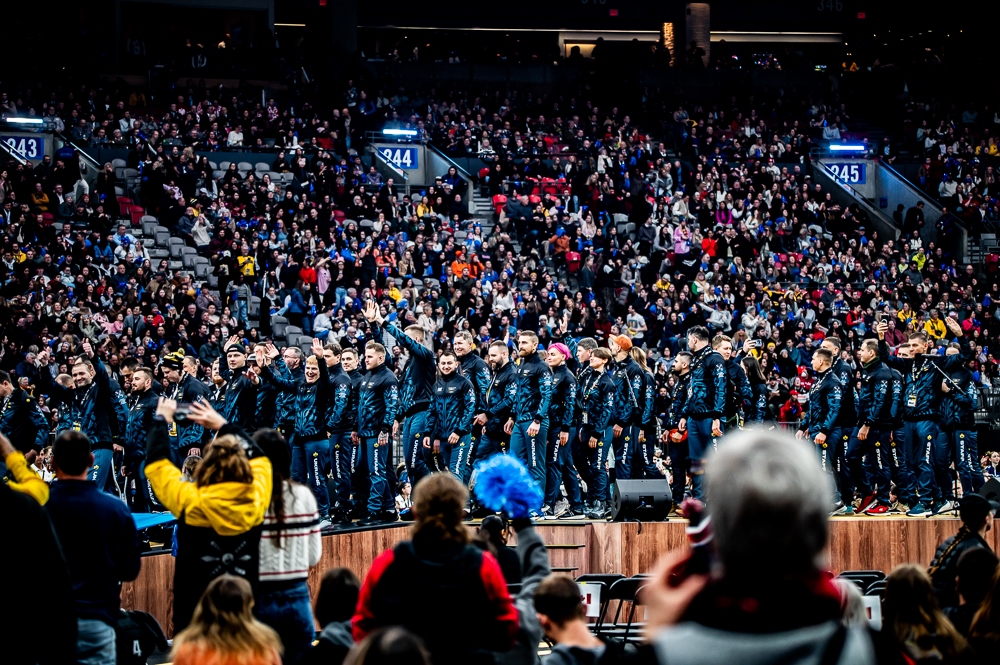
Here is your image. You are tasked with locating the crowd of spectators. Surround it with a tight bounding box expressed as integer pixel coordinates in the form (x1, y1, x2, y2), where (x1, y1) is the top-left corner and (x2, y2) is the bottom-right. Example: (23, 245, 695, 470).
(898, 98, 1000, 234)
(5, 80, 1000, 443)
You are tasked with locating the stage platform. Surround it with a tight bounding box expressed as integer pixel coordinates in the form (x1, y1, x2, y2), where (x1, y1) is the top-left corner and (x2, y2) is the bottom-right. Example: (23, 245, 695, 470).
(123, 515, 999, 637)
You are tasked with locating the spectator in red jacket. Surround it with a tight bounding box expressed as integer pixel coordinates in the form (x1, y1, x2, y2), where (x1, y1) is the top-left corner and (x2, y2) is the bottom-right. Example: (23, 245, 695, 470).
(352, 473, 518, 665)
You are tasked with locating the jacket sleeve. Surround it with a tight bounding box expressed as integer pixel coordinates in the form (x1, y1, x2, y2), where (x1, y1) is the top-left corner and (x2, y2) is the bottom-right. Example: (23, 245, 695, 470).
(36, 364, 70, 402)
(709, 356, 727, 418)
(352, 549, 397, 641)
(864, 375, 889, 427)
(457, 382, 477, 436)
(939, 336, 973, 371)
(736, 368, 752, 413)
(593, 379, 615, 432)
(473, 362, 491, 415)
(385, 322, 435, 366)
(878, 339, 907, 371)
(506, 520, 550, 663)
(820, 381, 841, 435)
(478, 551, 520, 650)
(327, 377, 351, 430)
(425, 389, 439, 439)
(534, 367, 552, 423)
(382, 382, 399, 433)
(260, 364, 298, 392)
(951, 378, 978, 410)
(314, 362, 330, 431)
(3, 451, 49, 505)
(29, 400, 50, 450)
(561, 378, 577, 433)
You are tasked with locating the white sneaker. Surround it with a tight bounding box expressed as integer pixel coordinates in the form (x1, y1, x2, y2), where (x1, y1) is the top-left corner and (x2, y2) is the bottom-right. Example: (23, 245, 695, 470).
(318, 518, 333, 531)
(935, 500, 956, 515)
(552, 499, 569, 517)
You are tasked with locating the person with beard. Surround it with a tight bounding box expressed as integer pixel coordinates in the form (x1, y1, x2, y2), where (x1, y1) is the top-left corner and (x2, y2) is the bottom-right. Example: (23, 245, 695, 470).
(36, 340, 119, 495)
(468, 340, 518, 486)
(160, 352, 210, 460)
(422, 351, 476, 476)
(504, 331, 553, 507)
(677, 326, 726, 501)
(663, 352, 692, 511)
(355, 341, 400, 526)
(124, 366, 161, 512)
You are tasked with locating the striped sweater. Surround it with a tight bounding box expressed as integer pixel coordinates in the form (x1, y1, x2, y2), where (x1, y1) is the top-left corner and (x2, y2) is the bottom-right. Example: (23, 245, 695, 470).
(259, 481, 323, 582)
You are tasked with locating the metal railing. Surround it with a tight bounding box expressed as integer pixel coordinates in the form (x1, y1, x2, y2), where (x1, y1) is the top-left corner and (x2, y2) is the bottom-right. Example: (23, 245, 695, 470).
(0, 138, 28, 166)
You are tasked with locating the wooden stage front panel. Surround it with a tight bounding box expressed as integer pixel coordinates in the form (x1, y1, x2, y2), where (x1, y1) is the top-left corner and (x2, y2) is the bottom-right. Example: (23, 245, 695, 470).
(124, 516, 999, 637)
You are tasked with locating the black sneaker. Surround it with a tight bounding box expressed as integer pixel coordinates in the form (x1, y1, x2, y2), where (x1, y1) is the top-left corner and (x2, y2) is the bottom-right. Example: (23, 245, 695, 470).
(559, 507, 585, 519)
(378, 510, 399, 524)
(359, 514, 380, 527)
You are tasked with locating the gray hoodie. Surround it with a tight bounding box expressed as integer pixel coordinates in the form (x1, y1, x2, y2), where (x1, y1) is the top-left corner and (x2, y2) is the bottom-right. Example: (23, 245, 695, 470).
(652, 621, 877, 665)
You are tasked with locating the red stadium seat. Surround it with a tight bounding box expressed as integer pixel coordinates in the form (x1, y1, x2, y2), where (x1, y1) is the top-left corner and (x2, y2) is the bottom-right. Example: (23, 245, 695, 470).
(130, 206, 145, 227)
(529, 195, 541, 205)
(492, 194, 507, 215)
(478, 167, 490, 179)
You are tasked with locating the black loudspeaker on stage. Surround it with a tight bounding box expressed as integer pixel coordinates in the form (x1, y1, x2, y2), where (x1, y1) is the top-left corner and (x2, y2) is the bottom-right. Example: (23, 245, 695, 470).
(611, 479, 672, 523)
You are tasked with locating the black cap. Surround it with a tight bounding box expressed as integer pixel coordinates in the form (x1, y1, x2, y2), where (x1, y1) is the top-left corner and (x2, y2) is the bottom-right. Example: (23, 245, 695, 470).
(959, 493, 1000, 523)
(227, 343, 248, 355)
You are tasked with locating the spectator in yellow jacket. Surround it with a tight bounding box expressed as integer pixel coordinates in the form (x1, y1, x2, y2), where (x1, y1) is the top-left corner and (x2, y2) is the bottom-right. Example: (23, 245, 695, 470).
(0, 432, 49, 505)
(923, 309, 947, 340)
(145, 397, 272, 633)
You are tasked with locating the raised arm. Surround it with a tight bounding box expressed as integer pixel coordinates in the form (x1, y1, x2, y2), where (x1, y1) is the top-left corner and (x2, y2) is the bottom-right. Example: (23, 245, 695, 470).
(876, 321, 908, 371)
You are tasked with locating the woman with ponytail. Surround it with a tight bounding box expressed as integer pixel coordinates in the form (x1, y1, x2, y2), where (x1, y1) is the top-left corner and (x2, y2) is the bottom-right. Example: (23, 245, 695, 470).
(145, 398, 272, 634)
(171, 575, 282, 665)
(255, 429, 323, 664)
(352, 473, 518, 665)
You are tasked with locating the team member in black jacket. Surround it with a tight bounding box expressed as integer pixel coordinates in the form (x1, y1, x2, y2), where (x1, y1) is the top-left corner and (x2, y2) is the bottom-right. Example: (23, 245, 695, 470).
(796, 349, 842, 482)
(124, 367, 162, 512)
(363, 302, 432, 487)
(740, 354, 769, 425)
(876, 317, 969, 516)
(354, 341, 400, 526)
(714, 335, 752, 431)
(0, 370, 49, 470)
(272, 347, 305, 436)
(455, 330, 491, 475)
(852, 338, 902, 516)
(568, 337, 598, 508)
(37, 340, 119, 494)
(255, 338, 332, 526)
(578, 347, 617, 520)
(629, 346, 660, 480)
(341, 347, 370, 521)
(423, 351, 476, 476)
(219, 336, 259, 431)
(324, 342, 357, 524)
(468, 340, 518, 485)
(662, 352, 691, 509)
(678, 326, 726, 500)
(939, 343, 982, 494)
(504, 331, 553, 499)
(607, 335, 643, 480)
(542, 343, 580, 518)
(161, 353, 210, 460)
